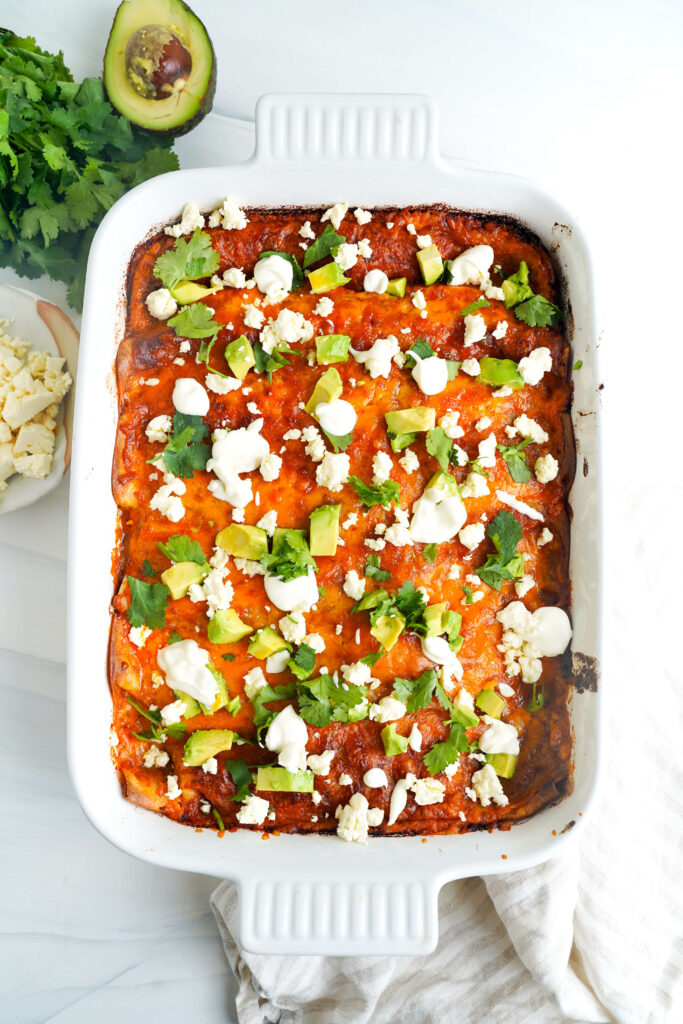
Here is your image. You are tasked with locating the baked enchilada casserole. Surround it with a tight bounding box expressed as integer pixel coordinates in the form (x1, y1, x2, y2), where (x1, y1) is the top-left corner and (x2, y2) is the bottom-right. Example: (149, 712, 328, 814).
(110, 199, 575, 842)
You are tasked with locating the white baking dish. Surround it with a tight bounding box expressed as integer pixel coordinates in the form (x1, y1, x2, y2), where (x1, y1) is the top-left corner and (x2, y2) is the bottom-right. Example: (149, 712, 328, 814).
(67, 94, 602, 956)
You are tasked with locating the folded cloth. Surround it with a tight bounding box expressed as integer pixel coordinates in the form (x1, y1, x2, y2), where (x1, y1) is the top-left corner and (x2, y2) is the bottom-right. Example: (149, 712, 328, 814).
(212, 743, 683, 1024)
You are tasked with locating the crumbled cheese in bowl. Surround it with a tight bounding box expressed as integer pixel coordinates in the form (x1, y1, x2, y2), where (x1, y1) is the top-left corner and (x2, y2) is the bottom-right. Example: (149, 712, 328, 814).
(0, 317, 72, 495)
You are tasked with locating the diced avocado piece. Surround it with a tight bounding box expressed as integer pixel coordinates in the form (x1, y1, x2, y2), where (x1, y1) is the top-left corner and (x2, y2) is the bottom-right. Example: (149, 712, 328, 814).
(216, 523, 268, 561)
(308, 262, 351, 294)
(475, 688, 507, 719)
(207, 609, 253, 644)
(224, 335, 255, 380)
(477, 356, 524, 390)
(385, 407, 436, 434)
(170, 280, 217, 304)
(199, 667, 234, 715)
(386, 277, 407, 298)
(309, 504, 341, 556)
(486, 752, 518, 779)
(425, 469, 460, 497)
(424, 603, 448, 637)
(370, 612, 405, 650)
(248, 626, 289, 660)
(381, 723, 410, 756)
(183, 729, 234, 767)
(354, 588, 389, 611)
(255, 766, 314, 792)
(305, 367, 343, 415)
(450, 703, 479, 729)
(416, 244, 444, 286)
(173, 689, 201, 718)
(161, 560, 205, 600)
(388, 431, 417, 453)
(315, 334, 351, 365)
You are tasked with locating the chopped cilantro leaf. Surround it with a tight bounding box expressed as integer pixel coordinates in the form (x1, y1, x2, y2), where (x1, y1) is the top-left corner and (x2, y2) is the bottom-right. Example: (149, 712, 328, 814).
(360, 649, 383, 667)
(573, 360, 583, 370)
(365, 554, 391, 582)
(222, 653, 236, 662)
(393, 669, 438, 712)
(514, 294, 562, 328)
(196, 337, 227, 377)
(156, 533, 209, 567)
(423, 543, 438, 563)
(261, 531, 317, 582)
(127, 694, 185, 743)
(460, 297, 490, 317)
(527, 683, 546, 712)
(258, 250, 304, 290)
(446, 360, 461, 380)
(225, 759, 253, 802)
(497, 439, 532, 483)
(287, 643, 317, 681)
(167, 301, 220, 341)
(348, 476, 400, 508)
(253, 339, 302, 380)
(395, 582, 428, 632)
(153, 227, 219, 290)
(424, 722, 469, 775)
(127, 576, 170, 630)
(426, 427, 453, 473)
(462, 584, 474, 605)
(167, 631, 183, 644)
(212, 808, 225, 831)
(251, 684, 297, 737)
(297, 674, 367, 726)
(405, 339, 436, 368)
(162, 412, 211, 479)
(302, 223, 346, 268)
(477, 510, 524, 590)
(322, 428, 353, 452)
(142, 559, 157, 578)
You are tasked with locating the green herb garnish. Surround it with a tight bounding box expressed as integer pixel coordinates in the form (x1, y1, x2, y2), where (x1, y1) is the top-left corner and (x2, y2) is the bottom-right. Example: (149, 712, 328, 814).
(462, 584, 474, 605)
(286, 643, 317, 681)
(127, 576, 170, 630)
(424, 722, 470, 775)
(0, 35, 178, 310)
(393, 669, 438, 712)
(261, 531, 317, 582)
(321, 429, 353, 452)
(423, 543, 438, 563)
(251, 683, 297, 737)
(348, 476, 400, 508)
(154, 227, 219, 290)
(302, 223, 346, 268)
(460, 297, 490, 317)
(253, 339, 302, 381)
(142, 559, 157, 578)
(156, 533, 208, 567)
(573, 359, 583, 370)
(225, 759, 253, 802)
(365, 554, 391, 582)
(297, 675, 368, 727)
(167, 631, 183, 644)
(162, 412, 211, 478)
(497, 438, 532, 483)
(426, 426, 453, 473)
(501, 261, 561, 327)
(527, 682, 546, 712)
(167, 301, 219, 341)
(477, 510, 524, 590)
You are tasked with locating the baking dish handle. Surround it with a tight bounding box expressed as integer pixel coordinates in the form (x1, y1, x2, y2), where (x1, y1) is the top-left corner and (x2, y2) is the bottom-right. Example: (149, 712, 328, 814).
(238, 874, 441, 956)
(254, 93, 439, 166)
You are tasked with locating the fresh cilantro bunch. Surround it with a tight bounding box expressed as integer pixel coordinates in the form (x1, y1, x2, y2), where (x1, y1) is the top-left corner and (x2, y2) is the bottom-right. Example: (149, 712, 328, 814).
(261, 530, 317, 581)
(0, 32, 178, 309)
(162, 413, 211, 478)
(477, 510, 524, 590)
(297, 674, 368, 726)
(501, 261, 561, 328)
(156, 533, 208, 567)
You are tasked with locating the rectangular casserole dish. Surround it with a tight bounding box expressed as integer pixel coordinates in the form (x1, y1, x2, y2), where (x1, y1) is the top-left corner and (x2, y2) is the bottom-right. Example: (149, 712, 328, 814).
(68, 94, 602, 956)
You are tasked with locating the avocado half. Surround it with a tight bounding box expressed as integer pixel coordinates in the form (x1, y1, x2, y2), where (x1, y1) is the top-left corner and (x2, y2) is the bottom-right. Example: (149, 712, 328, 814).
(104, 0, 216, 137)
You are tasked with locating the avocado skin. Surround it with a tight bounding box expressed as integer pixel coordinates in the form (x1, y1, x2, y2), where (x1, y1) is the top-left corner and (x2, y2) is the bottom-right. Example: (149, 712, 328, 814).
(103, 0, 216, 138)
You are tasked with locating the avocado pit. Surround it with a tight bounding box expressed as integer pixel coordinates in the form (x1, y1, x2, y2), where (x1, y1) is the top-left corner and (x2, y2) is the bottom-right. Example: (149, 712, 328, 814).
(125, 24, 192, 100)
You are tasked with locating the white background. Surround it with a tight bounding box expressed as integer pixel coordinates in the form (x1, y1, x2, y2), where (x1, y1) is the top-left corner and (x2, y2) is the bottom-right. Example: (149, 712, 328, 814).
(1, 0, 682, 1020)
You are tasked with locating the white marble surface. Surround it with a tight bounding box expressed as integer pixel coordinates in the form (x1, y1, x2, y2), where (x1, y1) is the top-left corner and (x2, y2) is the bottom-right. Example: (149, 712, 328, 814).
(1, 0, 681, 1020)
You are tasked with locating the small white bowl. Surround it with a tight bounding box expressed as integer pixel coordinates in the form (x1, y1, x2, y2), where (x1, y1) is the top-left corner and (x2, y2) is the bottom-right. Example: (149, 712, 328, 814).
(0, 282, 79, 515)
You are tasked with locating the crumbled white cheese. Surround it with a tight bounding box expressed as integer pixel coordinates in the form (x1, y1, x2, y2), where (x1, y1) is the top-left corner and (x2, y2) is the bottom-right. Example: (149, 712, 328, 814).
(321, 203, 348, 231)
(399, 449, 419, 474)
(460, 472, 489, 499)
(463, 313, 487, 347)
(492, 321, 508, 339)
(279, 611, 306, 644)
(438, 411, 465, 439)
(535, 453, 559, 483)
(302, 425, 326, 463)
(333, 242, 360, 271)
(146, 288, 177, 320)
(237, 794, 270, 825)
(368, 696, 406, 723)
(129, 625, 151, 648)
(338, 773, 353, 786)
(299, 220, 316, 239)
(202, 757, 218, 775)
(515, 574, 536, 598)
(143, 745, 169, 769)
(188, 569, 234, 619)
(165, 202, 204, 237)
(314, 296, 334, 317)
(537, 527, 553, 547)
(372, 451, 393, 485)
(145, 415, 173, 444)
(354, 207, 372, 225)
(209, 196, 248, 231)
(336, 792, 369, 844)
(307, 750, 335, 776)
(206, 373, 241, 395)
(341, 661, 373, 686)
(243, 667, 268, 701)
(461, 358, 481, 377)
(458, 522, 486, 551)
(412, 777, 445, 805)
(343, 570, 366, 601)
(518, 346, 553, 385)
(349, 335, 399, 378)
(234, 557, 266, 577)
(512, 415, 549, 444)
(412, 290, 427, 311)
(260, 452, 282, 481)
(165, 775, 182, 800)
(150, 472, 186, 522)
(471, 763, 508, 807)
(316, 451, 350, 492)
(475, 416, 492, 432)
(367, 807, 384, 827)
(257, 510, 277, 535)
(260, 308, 314, 355)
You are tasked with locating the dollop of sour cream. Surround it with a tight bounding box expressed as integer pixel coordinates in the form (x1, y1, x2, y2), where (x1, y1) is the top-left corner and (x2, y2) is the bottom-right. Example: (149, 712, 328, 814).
(253, 253, 293, 302)
(157, 639, 218, 707)
(497, 601, 572, 658)
(420, 635, 463, 682)
(410, 473, 467, 543)
(315, 399, 357, 436)
(363, 269, 389, 294)
(172, 378, 209, 416)
(265, 704, 308, 773)
(264, 567, 319, 612)
(410, 352, 449, 396)
(387, 775, 414, 826)
(479, 717, 520, 756)
(446, 244, 494, 287)
(363, 767, 388, 788)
